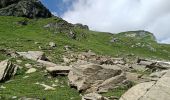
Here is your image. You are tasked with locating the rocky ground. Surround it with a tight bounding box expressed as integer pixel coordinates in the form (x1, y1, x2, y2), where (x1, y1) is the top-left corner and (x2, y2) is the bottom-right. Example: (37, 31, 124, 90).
(1, 49, 170, 100)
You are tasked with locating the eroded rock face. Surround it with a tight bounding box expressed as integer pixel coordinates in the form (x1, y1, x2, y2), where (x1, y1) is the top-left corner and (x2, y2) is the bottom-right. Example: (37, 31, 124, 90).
(0, 0, 19, 8)
(68, 63, 127, 93)
(0, 0, 52, 18)
(120, 69, 170, 100)
(0, 60, 18, 82)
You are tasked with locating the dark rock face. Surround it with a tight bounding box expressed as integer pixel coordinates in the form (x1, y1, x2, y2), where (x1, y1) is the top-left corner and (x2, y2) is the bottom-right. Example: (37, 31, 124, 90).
(0, 0, 52, 18)
(74, 23, 89, 30)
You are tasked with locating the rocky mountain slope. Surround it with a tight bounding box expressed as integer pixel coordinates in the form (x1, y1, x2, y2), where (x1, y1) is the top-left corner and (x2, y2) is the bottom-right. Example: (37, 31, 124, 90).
(0, 0, 52, 18)
(0, 0, 170, 100)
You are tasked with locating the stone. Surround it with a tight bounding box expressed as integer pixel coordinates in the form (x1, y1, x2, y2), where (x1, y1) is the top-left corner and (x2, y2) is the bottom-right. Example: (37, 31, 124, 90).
(64, 45, 71, 51)
(82, 93, 108, 100)
(49, 42, 56, 47)
(17, 51, 48, 61)
(37, 60, 57, 67)
(0, 60, 18, 82)
(125, 72, 141, 83)
(25, 63, 32, 68)
(120, 81, 155, 100)
(69, 31, 76, 39)
(35, 83, 55, 91)
(26, 68, 37, 74)
(46, 66, 71, 76)
(149, 70, 168, 78)
(0, 85, 6, 89)
(18, 97, 40, 100)
(120, 69, 170, 100)
(136, 59, 170, 72)
(68, 63, 127, 93)
(0, 0, 52, 18)
(16, 60, 22, 63)
(110, 38, 118, 43)
(12, 96, 17, 99)
(131, 64, 146, 72)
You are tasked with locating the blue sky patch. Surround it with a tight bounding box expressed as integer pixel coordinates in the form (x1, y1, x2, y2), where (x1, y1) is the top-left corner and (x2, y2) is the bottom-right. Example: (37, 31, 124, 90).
(41, 0, 75, 16)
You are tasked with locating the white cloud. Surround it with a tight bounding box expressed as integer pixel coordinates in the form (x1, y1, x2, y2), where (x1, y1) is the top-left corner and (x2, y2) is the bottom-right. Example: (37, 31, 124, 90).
(62, 0, 170, 43)
(52, 12, 58, 16)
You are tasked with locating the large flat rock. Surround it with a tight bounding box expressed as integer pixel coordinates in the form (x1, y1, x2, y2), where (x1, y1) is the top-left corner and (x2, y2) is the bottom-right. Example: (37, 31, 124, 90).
(68, 63, 127, 93)
(120, 70, 170, 100)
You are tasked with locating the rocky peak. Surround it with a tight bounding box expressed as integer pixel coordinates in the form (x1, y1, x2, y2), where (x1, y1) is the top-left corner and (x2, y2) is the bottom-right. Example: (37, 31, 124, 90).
(0, 0, 52, 18)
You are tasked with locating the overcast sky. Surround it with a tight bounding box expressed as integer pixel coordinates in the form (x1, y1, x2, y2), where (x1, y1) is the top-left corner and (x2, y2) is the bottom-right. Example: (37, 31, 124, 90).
(41, 0, 170, 44)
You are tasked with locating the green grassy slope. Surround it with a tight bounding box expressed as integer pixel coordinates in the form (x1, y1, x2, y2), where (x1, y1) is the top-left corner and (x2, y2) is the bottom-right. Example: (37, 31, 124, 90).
(0, 16, 170, 99)
(0, 16, 170, 61)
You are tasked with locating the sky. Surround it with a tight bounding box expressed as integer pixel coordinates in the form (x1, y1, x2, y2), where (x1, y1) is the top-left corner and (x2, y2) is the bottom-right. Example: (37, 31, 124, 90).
(41, 0, 170, 44)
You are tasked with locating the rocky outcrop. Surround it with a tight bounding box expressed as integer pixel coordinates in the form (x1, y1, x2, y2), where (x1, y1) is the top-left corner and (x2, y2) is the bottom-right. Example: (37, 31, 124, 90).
(0, 60, 18, 82)
(74, 23, 89, 30)
(120, 69, 170, 100)
(0, 0, 52, 18)
(68, 63, 127, 93)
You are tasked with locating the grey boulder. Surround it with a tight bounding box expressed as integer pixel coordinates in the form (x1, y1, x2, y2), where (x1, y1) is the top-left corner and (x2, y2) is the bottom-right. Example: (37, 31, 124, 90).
(68, 63, 127, 93)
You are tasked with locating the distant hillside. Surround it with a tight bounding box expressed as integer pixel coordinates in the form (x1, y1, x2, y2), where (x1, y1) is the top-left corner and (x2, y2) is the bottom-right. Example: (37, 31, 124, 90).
(0, 16, 170, 61)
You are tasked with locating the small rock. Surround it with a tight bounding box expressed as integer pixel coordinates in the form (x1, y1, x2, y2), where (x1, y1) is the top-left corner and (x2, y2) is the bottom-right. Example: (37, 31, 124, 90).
(150, 70, 168, 78)
(0, 85, 6, 89)
(23, 76, 29, 79)
(46, 66, 71, 76)
(39, 84, 55, 91)
(25, 63, 32, 68)
(49, 42, 56, 47)
(64, 45, 71, 51)
(55, 79, 59, 83)
(12, 96, 17, 99)
(34, 42, 40, 44)
(16, 60, 22, 64)
(82, 93, 108, 100)
(26, 68, 37, 74)
(52, 84, 57, 87)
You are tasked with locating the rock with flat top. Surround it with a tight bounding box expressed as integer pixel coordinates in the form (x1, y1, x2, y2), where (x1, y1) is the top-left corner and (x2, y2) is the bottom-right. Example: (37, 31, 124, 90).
(120, 69, 170, 100)
(37, 60, 57, 67)
(26, 68, 37, 74)
(46, 66, 71, 76)
(68, 63, 127, 93)
(17, 51, 48, 61)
